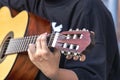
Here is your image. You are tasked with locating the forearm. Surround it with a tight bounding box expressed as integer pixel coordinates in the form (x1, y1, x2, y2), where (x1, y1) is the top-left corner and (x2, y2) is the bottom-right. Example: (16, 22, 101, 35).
(51, 68, 78, 80)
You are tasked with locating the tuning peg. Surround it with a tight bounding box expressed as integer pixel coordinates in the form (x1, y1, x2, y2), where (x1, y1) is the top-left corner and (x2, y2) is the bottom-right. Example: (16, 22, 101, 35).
(76, 28, 79, 31)
(79, 54, 86, 62)
(82, 28, 90, 32)
(90, 31, 95, 35)
(66, 55, 72, 60)
(82, 28, 87, 31)
(73, 56, 79, 61)
(73, 53, 79, 61)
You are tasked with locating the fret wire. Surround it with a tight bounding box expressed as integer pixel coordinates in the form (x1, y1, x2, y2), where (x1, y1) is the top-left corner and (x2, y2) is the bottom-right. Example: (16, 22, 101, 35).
(23, 36, 29, 52)
(26, 37, 29, 51)
(19, 39, 22, 52)
(13, 38, 19, 52)
(8, 39, 16, 52)
(14, 38, 18, 52)
(23, 37, 28, 52)
(32, 36, 35, 44)
(35, 35, 39, 43)
(20, 38, 23, 52)
(16, 38, 20, 52)
(17, 38, 21, 52)
(19, 38, 22, 52)
(26, 36, 31, 51)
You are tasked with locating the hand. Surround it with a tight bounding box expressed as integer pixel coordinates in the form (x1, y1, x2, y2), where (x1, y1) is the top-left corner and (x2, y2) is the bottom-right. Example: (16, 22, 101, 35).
(28, 33, 61, 79)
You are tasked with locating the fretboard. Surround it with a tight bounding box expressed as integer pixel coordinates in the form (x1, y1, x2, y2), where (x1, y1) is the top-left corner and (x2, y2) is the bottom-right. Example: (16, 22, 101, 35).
(5, 35, 39, 55)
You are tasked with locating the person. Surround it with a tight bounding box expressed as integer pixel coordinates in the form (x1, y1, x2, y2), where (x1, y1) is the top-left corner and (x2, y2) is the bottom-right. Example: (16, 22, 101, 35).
(0, 0, 120, 80)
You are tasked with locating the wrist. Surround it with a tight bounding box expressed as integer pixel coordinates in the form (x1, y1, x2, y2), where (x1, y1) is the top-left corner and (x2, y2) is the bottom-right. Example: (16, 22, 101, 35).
(49, 68, 60, 80)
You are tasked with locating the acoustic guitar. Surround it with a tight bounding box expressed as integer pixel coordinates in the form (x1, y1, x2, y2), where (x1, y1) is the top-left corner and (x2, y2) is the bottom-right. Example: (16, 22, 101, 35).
(0, 6, 94, 80)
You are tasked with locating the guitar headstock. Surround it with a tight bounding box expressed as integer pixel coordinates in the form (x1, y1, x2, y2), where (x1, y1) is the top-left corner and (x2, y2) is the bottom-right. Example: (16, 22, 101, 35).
(48, 28, 95, 61)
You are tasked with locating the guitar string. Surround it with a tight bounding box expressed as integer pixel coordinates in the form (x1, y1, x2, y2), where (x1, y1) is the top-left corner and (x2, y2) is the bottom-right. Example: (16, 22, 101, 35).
(3, 34, 65, 44)
(3, 33, 83, 54)
(3, 35, 80, 54)
(3, 32, 87, 55)
(3, 29, 87, 45)
(3, 36, 81, 54)
(3, 30, 89, 55)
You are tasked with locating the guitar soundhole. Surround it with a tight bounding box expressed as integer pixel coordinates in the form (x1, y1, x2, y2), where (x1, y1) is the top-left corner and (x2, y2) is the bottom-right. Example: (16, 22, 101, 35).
(0, 31, 14, 63)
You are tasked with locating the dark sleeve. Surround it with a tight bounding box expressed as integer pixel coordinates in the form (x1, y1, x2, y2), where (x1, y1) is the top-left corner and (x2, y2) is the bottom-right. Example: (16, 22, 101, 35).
(64, 0, 120, 80)
(0, 0, 38, 12)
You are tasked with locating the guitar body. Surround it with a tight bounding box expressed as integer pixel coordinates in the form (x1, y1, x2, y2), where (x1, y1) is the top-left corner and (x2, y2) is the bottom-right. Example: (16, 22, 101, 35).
(0, 6, 51, 80)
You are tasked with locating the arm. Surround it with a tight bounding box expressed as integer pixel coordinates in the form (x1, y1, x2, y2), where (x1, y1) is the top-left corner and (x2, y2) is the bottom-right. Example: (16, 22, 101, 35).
(53, 69, 78, 80)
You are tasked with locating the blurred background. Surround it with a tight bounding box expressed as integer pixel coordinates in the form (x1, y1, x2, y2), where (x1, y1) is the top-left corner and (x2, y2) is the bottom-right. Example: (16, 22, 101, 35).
(102, 0, 120, 52)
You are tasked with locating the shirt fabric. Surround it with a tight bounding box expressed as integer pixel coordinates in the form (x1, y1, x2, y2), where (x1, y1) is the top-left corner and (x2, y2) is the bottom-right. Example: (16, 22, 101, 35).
(0, 0, 120, 80)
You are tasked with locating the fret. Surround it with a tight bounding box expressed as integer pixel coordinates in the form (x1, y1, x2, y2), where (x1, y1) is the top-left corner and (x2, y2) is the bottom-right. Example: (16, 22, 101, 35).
(24, 36, 30, 52)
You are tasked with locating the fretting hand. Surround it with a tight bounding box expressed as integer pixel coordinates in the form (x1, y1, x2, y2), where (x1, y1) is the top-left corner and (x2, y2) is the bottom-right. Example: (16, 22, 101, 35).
(28, 32, 61, 79)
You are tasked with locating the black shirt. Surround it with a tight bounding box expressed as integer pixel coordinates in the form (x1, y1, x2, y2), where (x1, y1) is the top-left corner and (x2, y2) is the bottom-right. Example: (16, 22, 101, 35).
(0, 0, 120, 80)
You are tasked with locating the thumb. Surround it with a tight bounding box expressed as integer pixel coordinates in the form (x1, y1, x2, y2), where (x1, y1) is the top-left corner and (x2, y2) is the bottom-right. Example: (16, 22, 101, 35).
(27, 44, 36, 60)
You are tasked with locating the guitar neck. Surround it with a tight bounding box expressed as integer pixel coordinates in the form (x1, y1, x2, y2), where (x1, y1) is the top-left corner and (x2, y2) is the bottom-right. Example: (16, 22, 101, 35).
(5, 33, 57, 55)
(5, 35, 39, 55)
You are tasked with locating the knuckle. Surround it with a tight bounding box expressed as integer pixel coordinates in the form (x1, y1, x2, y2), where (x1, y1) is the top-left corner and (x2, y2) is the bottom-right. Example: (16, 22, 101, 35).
(41, 36, 45, 42)
(36, 37, 41, 42)
(40, 50, 49, 57)
(31, 54, 39, 62)
(42, 50, 47, 54)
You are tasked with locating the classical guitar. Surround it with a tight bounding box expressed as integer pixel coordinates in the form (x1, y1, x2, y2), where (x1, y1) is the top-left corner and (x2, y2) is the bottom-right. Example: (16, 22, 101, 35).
(0, 6, 94, 80)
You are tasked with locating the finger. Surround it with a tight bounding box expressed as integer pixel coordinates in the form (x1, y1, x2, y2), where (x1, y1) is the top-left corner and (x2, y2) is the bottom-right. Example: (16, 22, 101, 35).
(28, 44, 36, 60)
(54, 49, 61, 57)
(36, 35, 42, 50)
(41, 33, 48, 50)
